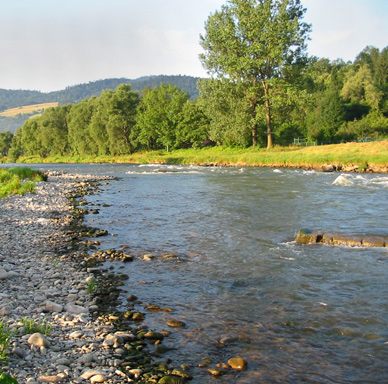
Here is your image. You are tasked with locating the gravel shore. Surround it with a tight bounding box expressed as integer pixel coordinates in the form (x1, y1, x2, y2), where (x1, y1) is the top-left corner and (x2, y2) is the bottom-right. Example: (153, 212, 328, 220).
(0, 174, 189, 384)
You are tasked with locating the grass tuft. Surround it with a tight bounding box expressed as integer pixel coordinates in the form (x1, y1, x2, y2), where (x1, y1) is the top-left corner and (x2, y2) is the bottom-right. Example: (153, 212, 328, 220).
(0, 167, 47, 198)
(0, 320, 13, 363)
(20, 317, 52, 336)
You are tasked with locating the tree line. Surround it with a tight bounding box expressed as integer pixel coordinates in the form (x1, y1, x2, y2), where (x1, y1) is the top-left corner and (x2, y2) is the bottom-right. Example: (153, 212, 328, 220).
(0, 75, 200, 112)
(1, 0, 387, 159)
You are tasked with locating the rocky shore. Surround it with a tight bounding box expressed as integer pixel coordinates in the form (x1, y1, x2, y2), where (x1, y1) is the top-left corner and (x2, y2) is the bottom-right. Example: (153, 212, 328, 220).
(0, 174, 192, 384)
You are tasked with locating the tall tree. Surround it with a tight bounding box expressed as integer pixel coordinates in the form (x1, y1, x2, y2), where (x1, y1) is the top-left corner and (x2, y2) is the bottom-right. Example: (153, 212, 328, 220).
(67, 97, 97, 155)
(134, 83, 189, 151)
(175, 101, 210, 148)
(105, 84, 139, 155)
(200, 0, 311, 148)
(198, 78, 255, 146)
(0, 131, 13, 156)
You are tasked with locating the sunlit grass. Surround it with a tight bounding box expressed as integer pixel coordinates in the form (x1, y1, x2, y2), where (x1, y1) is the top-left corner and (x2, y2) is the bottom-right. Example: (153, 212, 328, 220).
(0, 167, 47, 198)
(9, 140, 388, 169)
(0, 102, 59, 117)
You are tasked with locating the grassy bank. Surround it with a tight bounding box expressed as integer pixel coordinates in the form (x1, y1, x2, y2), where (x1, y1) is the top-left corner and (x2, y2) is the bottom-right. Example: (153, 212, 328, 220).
(5, 141, 388, 172)
(0, 167, 47, 198)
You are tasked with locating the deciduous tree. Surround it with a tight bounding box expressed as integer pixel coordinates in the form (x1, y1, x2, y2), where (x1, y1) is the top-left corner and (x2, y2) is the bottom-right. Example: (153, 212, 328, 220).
(200, 0, 311, 148)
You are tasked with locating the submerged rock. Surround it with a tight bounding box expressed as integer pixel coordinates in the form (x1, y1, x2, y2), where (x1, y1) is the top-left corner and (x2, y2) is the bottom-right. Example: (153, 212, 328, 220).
(227, 357, 246, 370)
(332, 175, 353, 186)
(296, 229, 387, 248)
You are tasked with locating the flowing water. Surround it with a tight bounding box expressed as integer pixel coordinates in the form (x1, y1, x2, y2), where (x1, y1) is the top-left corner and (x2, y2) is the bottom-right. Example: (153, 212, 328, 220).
(36, 164, 388, 383)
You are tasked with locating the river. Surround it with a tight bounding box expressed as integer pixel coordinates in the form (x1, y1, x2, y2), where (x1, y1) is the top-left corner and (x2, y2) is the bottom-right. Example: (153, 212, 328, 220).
(35, 164, 388, 383)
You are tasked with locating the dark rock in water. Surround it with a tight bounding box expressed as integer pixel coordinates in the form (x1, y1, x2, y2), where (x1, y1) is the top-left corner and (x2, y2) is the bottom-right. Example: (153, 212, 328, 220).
(296, 229, 387, 248)
(166, 319, 186, 328)
(296, 229, 323, 244)
(321, 164, 336, 172)
(144, 331, 164, 340)
(158, 376, 186, 384)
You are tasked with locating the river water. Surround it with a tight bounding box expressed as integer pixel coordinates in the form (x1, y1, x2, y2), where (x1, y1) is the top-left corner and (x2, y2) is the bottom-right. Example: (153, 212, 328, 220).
(35, 164, 388, 383)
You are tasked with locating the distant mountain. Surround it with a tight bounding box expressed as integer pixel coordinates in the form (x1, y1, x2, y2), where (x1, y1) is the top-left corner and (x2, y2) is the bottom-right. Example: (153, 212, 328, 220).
(0, 75, 201, 111)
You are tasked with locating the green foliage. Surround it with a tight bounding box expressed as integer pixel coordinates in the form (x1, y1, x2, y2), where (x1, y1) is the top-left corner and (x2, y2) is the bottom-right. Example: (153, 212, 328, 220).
(20, 317, 51, 336)
(0, 167, 46, 198)
(67, 98, 97, 155)
(134, 83, 190, 151)
(0, 75, 200, 112)
(338, 110, 388, 140)
(307, 90, 346, 142)
(198, 78, 254, 147)
(200, 0, 311, 148)
(86, 280, 99, 294)
(0, 370, 18, 384)
(0, 132, 13, 155)
(0, 320, 13, 363)
(7, 167, 47, 181)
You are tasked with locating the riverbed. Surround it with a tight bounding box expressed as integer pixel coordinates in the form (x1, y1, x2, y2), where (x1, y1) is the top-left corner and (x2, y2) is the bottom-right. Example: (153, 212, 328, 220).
(31, 164, 388, 383)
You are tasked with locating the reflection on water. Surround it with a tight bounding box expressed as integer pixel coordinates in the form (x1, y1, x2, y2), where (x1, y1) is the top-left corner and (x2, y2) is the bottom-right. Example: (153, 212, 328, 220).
(33, 164, 388, 383)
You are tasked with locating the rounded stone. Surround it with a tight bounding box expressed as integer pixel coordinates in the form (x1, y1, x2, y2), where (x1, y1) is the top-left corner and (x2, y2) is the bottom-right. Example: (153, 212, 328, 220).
(28, 333, 50, 348)
(90, 375, 106, 383)
(144, 331, 164, 340)
(166, 319, 186, 328)
(227, 357, 246, 370)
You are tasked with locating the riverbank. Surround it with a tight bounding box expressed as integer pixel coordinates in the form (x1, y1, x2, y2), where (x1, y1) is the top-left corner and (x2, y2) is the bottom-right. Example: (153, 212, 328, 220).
(0, 174, 192, 384)
(6, 141, 388, 174)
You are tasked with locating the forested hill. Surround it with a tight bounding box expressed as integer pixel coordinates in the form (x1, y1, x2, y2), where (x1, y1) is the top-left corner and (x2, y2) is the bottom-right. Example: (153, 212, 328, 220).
(0, 75, 200, 111)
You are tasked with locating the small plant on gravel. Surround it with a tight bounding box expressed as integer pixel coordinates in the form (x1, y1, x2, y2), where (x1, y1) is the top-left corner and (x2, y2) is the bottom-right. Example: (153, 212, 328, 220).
(0, 167, 47, 198)
(20, 317, 51, 336)
(0, 370, 18, 384)
(86, 280, 99, 294)
(0, 320, 13, 363)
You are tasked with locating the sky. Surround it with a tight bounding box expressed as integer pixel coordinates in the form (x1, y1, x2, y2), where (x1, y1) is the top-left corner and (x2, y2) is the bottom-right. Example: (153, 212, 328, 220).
(0, 0, 387, 92)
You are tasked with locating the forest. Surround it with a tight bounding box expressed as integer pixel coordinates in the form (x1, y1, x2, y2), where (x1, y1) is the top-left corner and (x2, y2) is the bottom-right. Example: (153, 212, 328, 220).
(1, 0, 387, 160)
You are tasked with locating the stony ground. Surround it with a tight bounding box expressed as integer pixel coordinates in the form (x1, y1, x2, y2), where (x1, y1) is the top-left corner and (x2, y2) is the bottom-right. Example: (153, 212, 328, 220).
(0, 174, 185, 384)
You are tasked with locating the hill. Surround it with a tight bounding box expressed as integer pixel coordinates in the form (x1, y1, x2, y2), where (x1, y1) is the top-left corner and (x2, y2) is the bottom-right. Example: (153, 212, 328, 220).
(0, 75, 201, 133)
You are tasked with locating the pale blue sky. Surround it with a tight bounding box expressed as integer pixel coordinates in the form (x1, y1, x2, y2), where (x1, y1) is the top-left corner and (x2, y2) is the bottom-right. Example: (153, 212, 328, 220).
(0, 0, 387, 92)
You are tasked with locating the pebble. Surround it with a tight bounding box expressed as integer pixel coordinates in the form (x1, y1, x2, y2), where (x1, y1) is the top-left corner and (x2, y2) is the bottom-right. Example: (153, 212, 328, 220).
(0, 174, 133, 383)
(227, 357, 246, 370)
(0, 173, 202, 384)
(28, 333, 50, 348)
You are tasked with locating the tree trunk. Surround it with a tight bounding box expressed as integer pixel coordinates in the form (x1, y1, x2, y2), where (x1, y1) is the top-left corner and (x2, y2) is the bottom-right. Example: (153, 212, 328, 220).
(252, 126, 258, 147)
(263, 83, 273, 149)
(249, 98, 258, 147)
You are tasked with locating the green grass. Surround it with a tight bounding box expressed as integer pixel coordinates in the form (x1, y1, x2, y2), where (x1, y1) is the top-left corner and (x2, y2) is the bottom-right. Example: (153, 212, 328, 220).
(0, 371, 18, 384)
(0, 320, 13, 363)
(0, 167, 47, 198)
(5, 140, 388, 170)
(20, 317, 51, 336)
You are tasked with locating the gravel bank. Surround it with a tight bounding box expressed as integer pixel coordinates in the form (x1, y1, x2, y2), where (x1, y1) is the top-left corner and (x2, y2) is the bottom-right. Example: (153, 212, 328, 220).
(0, 174, 189, 384)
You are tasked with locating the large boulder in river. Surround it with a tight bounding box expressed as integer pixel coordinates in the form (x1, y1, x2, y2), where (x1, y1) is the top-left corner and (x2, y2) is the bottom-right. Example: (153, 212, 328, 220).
(296, 229, 387, 248)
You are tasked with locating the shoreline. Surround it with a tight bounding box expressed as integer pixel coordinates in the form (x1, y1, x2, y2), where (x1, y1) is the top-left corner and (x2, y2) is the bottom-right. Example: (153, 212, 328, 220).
(0, 174, 191, 384)
(4, 140, 388, 174)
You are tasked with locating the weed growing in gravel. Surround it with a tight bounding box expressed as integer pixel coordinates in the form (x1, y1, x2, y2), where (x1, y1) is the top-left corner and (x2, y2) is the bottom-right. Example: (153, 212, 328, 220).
(0, 167, 47, 198)
(86, 280, 99, 294)
(0, 320, 13, 362)
(0, 370, 18, 384)
(20, 317, 51, 336)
